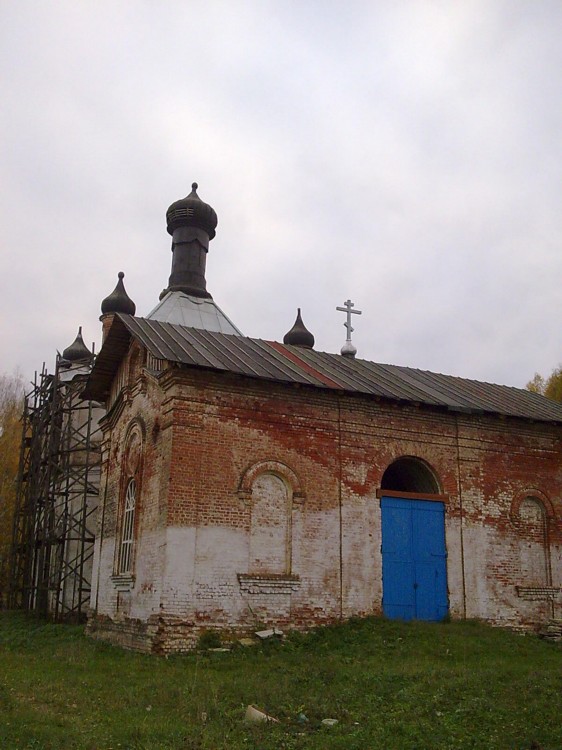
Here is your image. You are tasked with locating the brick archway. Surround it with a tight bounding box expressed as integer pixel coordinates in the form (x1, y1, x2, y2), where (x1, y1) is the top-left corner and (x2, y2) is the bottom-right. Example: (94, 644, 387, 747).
(510, 489, 554, 524)
(237, 460, 305, 504)
(381, 455, 442, 495)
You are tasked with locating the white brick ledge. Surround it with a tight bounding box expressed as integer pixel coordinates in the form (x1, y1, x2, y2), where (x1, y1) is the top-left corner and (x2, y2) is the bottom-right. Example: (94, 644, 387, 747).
(516, 585, 561, 600)
(111, 574, 135, 591)
(237, 573, 301, 595)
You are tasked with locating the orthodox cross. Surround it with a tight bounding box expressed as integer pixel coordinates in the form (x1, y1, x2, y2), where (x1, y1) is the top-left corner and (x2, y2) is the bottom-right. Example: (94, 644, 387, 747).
(336, 299, 362, 357)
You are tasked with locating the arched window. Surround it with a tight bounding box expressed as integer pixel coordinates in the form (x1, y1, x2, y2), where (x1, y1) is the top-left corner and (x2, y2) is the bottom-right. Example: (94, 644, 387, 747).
(112, 422, 144, 586)
(118, 478, 136, 574)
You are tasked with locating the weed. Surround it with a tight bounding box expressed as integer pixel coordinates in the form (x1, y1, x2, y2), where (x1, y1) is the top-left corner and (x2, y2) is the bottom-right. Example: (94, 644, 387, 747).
(196, 629, 222, 650)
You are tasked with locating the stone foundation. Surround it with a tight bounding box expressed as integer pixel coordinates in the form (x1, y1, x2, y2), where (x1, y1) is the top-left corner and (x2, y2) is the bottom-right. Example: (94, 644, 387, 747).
(539, 619, 562, 642)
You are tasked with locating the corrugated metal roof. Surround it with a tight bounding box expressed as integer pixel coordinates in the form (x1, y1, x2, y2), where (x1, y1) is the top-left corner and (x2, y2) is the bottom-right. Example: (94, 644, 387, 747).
(83, 315, 562, 424)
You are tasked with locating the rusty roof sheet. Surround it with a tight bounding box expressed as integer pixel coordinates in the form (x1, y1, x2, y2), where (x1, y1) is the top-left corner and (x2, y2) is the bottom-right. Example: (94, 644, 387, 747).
(83, 315, 562, 424)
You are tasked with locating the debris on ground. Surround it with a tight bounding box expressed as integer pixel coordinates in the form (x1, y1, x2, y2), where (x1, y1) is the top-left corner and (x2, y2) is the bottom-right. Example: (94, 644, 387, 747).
(238, 637, 256, 647)
(321, 718, 338, 727)
(245, 705, 280, 723)
(255, 627, 284, 640)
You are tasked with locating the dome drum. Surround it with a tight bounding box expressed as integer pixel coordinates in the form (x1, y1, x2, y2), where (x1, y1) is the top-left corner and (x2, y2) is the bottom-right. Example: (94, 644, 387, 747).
(170, 225, 210, 251)
(164, 183, 217, 299)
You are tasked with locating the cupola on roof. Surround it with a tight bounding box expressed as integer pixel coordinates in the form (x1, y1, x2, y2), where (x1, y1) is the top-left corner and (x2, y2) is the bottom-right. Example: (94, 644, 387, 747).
(62, 326, 93, 362)
(283, 308, 315, 349)
(166, 183, 218, 239)
(101, 272, 136, 316)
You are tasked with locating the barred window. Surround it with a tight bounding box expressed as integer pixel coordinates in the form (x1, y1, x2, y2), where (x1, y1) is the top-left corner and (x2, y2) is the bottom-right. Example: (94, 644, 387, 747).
(118, 479, 136, 574)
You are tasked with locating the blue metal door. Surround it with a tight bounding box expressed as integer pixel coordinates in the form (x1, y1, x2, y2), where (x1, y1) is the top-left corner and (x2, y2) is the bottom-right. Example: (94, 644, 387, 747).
(381, 496, 448, 621)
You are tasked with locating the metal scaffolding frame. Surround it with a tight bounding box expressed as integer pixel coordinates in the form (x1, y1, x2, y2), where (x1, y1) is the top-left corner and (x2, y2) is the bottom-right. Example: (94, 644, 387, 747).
(9, 356, 101, 621)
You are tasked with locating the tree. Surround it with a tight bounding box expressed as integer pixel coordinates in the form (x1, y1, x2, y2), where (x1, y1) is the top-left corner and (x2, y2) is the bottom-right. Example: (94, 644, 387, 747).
(526, 365, 562, 404)
(544, 366, 562, 403)
(0, 372, 25, 605)
(526, 373, 545, 394)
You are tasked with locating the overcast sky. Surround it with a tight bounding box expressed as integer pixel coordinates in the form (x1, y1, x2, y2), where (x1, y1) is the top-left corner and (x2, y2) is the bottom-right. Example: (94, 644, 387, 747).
(1, 1, 561, 389)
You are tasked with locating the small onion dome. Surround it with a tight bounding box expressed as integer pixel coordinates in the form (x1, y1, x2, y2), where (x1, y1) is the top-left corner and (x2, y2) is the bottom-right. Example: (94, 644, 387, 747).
(283, 308, 315, 349)
(340, 340, 357, 358)
(166, 182, 218, 239)
(62, 326, 93, 362)
(101, 272, 136, 316)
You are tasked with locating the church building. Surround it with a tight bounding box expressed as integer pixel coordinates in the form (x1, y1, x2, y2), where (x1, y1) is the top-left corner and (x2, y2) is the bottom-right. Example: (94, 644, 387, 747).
(83, 184, 562, 653)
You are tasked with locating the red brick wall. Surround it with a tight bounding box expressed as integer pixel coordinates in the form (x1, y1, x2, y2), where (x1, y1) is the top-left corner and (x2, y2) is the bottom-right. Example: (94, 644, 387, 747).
(89, 359, 562, 652)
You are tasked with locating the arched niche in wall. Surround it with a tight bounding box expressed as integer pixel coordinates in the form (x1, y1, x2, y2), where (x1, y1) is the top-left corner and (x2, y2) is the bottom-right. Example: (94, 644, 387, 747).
(238, 460, 305, 502)
(510, 491, 553, 586)
(128, 344, 145, 387)
(249, 473, 290, 574)
(380, 456, 441, 495)
(238, 461, 305, 576)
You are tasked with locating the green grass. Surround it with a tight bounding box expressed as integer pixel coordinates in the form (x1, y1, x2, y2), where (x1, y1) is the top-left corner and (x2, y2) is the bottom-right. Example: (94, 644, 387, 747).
(0, 612, 560, 749)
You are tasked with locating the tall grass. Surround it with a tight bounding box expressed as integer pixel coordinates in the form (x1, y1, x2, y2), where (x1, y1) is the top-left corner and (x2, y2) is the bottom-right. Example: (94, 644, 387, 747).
(0, 612, 560, 749)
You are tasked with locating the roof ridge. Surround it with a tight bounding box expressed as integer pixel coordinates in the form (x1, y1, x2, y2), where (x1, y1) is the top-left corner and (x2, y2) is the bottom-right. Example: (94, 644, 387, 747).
(84, 316, 562, 424)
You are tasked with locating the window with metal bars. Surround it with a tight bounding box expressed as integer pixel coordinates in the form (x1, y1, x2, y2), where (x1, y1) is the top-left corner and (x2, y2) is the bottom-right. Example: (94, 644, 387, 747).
(118, 478, 136, 574)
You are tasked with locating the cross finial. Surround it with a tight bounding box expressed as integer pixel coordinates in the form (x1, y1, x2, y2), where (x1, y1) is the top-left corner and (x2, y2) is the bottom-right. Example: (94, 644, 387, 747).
(336, 299, 362, 357)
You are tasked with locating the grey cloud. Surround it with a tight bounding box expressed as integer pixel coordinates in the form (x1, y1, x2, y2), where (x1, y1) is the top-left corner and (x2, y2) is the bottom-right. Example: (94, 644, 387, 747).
(1, 1, 561, 389)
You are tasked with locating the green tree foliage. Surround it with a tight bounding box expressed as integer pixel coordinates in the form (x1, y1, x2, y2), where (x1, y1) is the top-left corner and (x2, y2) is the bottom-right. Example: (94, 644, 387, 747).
(526, 365, 562, 403)
(0, 372, 25, 603)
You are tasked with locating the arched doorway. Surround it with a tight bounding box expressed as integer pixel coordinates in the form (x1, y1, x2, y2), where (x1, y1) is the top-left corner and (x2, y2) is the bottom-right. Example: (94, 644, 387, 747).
(381, 456, 440, 494)
(379, 457, 448, 622)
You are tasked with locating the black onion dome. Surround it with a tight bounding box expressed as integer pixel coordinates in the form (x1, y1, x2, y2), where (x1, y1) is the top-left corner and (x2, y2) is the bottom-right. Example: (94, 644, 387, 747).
(283, 308, 315, 349)
(166, 182, 218, 239)
(62, 326, 93, 362)
(101, 272, 136, 315)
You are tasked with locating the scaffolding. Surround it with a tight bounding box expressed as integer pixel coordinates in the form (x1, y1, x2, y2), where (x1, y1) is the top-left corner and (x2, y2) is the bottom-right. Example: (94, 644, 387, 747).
(9, 355, 102, 621)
